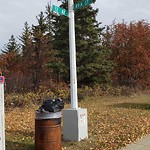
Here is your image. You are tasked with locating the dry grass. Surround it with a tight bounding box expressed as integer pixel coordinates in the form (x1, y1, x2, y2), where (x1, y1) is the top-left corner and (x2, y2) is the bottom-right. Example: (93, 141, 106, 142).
(5, 93, 150, 150)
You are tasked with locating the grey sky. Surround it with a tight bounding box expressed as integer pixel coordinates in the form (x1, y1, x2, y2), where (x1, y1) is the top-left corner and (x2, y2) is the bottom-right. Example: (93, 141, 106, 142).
(0, 0, 150, 50)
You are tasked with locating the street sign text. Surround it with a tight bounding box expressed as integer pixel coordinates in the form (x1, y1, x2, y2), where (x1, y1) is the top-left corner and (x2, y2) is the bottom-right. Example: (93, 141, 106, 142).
(74, 0, 92, 10)
(52, 5, 69, 17)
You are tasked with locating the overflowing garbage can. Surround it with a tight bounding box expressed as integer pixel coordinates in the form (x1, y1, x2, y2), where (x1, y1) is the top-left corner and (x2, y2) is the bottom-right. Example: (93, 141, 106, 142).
(35, 98, 64, 150)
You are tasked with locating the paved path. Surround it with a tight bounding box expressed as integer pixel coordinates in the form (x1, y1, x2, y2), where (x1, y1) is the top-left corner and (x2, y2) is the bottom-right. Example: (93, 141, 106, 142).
(120, 135, 150, 150)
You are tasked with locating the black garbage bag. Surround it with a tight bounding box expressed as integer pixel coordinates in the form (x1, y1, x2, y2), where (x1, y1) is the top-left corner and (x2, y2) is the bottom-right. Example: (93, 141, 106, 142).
(39, 98, 64, 113)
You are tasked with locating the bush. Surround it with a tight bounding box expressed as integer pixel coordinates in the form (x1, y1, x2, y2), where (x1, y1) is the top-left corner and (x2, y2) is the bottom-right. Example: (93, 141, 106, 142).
(5, 84, 69, 108)
(5, 93, 30, 108)
(4, 84, 135, 109)
(104, 86, 134, 96)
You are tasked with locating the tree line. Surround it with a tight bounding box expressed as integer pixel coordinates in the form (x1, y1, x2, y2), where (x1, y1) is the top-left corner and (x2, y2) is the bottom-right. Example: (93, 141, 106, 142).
(0, 0, 149, 93)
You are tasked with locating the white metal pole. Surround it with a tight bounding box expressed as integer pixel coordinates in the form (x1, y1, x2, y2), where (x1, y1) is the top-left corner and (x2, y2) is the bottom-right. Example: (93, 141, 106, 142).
(0, 76, 5, 150)
(68, 0, 78, 109)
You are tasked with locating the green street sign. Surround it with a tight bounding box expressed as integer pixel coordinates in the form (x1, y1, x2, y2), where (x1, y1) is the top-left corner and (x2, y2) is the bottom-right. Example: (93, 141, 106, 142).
(52, 5, 68, 17)
(74, 0, 93, 10)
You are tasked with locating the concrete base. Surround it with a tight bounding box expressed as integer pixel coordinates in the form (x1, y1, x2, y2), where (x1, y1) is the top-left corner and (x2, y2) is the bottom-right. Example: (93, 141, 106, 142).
(63, 108, 88, 141)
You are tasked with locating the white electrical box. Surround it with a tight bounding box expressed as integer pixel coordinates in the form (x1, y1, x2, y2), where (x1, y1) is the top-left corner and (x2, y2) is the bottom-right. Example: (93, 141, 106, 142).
(63, 108, 88, 141)
(0, 76, 5, 150)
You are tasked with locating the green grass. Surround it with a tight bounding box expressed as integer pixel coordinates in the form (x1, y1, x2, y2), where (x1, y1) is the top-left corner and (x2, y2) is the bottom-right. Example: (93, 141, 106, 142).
(5, 93, 150, 150)
(6, 134, 34, 150)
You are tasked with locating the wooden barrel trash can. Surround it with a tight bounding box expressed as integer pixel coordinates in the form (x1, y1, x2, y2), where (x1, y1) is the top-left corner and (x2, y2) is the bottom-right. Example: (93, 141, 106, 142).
(35, 111, 62, 150)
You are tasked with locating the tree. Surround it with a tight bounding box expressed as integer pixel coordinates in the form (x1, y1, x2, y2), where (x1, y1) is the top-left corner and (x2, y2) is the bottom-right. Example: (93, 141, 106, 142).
(1, 35, 21, 92)
(2, 35, 20, 72)
(19, 22, 32, 57)
(45, 4, 54, 40)
(45, 4, 67, 82)
(2, 35, 20, 54)
(18, 22, 34, 91)
(19, 22, 33, 74)
(31, 11, 56, 89)
(51, 0, 114, 85)
(107, 20, 150, 89)
(31, 12, 49, 88)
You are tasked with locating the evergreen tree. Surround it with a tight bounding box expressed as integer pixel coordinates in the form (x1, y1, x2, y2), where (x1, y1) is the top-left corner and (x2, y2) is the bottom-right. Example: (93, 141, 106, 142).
(45, 4, 54, 40)
(19, 22, 33, 58)
(1, 35, 21, 92)
(31, 12, 48, 88)
(2, 35, 20, 54)
(18, 22, 34, 90)
(51, 0, 113, 85)
(45, 4, 67, 82)
(2, 35, 20, 71)
(31, 11, 56, 88)
(19, 22, 33, 74)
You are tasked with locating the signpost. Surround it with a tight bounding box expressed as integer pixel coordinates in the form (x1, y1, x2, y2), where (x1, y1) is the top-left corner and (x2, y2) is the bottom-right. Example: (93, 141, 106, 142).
(68, 0, 78, 109)
(0, 76, 5, 150)
(74, 0, 93, 10)
(63, 0, 90, 141)
(52, 5, 68, 17)
(52, 0, 93, 142)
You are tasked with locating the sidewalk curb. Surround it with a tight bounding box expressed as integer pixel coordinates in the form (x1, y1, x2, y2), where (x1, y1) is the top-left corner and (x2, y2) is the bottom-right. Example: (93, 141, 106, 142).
(120, 135, 150, 150)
